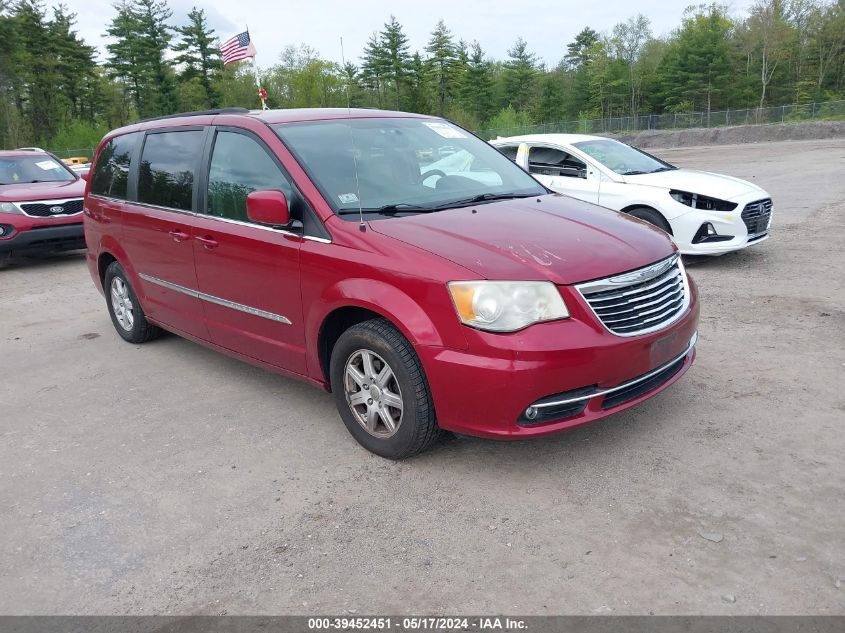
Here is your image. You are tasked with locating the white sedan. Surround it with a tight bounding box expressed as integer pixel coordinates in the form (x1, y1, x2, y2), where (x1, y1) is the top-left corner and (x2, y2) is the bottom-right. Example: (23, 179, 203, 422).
(490, 134, 773, 255)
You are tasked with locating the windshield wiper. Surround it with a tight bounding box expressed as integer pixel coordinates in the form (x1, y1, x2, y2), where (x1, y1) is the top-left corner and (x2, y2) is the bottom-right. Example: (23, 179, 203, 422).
(650, 166, 677, 173)
(337, 203, 430, 216)
(430, 192, 537, 209)
(620, 170, 648, 176)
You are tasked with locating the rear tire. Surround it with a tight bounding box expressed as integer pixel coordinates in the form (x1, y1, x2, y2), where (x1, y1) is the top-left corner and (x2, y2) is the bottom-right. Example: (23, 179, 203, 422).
(104, 261, 161, 344)
(628, 207, 672, 235)
(330, 318, 441, 459)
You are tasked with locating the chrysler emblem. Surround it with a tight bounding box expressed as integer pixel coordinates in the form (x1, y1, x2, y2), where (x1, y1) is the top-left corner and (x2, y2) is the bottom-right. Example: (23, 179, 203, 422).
(49, 205, 64, 214)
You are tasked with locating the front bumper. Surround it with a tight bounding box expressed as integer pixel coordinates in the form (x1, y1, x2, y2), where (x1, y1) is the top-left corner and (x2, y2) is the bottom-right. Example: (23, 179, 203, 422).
(670, 195, 773, 255)
(0, 222, 86, 255)
(418, 277, 700, 438)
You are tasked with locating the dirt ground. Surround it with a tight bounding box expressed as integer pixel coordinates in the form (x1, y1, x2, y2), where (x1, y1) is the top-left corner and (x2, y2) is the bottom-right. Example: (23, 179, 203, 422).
(1, 138, 843, 615)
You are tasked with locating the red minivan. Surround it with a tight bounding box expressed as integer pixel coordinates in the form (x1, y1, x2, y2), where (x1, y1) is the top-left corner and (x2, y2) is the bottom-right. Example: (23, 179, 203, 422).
(84, 108, 699, 458)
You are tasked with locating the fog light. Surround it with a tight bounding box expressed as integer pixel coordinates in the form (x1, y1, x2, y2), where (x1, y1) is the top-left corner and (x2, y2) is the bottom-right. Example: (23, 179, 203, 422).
(0, 226, 5, 237)
(706, 223, 717, 235)
(525, 406, 538, 420)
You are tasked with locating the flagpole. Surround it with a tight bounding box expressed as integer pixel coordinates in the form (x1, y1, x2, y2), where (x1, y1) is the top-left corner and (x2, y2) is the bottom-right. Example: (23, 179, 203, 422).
(247, 25, 268, 110)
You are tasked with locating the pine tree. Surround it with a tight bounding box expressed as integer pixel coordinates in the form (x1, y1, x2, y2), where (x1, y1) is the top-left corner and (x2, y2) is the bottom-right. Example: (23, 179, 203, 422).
(105, 1, 146, 116)
(565, 27, 600, 70)
(134, 0, 176, 115)
(458, 41, 494, 124)
(361, 31, 388, 107)
(425, 19, 457, 116)
(501, 37, 539, 113)
(656, 6, 734, 115)
(379, 15, 411, 110)
(405, 52, 431, 113)
(174, 7, 220, 108)
(10, 0, 62, 142)
(105, 0, 176, 118)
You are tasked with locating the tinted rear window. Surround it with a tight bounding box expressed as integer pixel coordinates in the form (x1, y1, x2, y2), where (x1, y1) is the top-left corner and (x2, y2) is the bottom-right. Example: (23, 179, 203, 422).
(90, 133, 139, 198)
(137, 130, 205, 211)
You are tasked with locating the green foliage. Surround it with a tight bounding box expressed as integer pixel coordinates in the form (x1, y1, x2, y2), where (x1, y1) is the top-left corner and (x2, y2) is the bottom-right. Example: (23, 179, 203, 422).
(501, 37, 540, 113)
(486, 105, 533, 132)
(49, 119, 108, 152)
(173, 7, 220, 108)
(425, 19, 458, 116)
(105, 0, 177, 118)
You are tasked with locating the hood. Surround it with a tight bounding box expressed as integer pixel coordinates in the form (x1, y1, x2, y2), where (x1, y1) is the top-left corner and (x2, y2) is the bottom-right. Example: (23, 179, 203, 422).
(369, 195, 675, 285)
(623, 168, 764, 200)
(0, 178, 85, 202)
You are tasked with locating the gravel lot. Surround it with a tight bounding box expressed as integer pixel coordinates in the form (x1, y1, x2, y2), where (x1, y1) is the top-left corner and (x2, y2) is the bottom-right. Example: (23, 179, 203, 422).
(1, 138, 843, 615)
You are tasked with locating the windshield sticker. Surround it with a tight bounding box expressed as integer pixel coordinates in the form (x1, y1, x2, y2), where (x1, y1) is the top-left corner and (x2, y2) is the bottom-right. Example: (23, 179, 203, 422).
(35, 160, 58, 170)
(423, 122, 467, 139)
(338, 192, 359, 204)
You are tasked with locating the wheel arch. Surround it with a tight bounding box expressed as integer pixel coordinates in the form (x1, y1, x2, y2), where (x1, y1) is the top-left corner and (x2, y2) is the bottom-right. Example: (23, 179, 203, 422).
(620, 204, 674, 235)
(309, 278, 463, 387)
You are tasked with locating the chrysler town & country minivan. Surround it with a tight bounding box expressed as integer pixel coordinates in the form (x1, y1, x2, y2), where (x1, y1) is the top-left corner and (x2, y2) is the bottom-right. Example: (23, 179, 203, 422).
(84, 108, 699, 458)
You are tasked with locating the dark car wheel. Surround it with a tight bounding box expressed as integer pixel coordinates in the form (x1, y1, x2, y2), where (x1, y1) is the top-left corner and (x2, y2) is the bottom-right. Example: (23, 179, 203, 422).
(628, 206, 673, 235)
(104, 261, 161, 344)
(330, 318, 441, 459)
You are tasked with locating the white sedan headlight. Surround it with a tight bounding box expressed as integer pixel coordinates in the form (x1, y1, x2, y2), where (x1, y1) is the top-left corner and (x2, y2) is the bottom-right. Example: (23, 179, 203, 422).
(448, 281, 569, 332)
(0, 202, 21, 214)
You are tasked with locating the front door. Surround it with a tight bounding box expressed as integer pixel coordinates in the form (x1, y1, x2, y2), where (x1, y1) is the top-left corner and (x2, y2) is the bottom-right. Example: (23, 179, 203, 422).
(528, 145, 600, 204)
(122, 129, 209, 339)
(191, 129, 307, 375)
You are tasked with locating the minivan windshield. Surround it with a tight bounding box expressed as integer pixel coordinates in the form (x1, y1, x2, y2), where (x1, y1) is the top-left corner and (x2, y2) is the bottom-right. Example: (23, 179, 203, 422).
(0, 155, 76, 185)
(572, 139, 677, 176)
(274, 117, 545, 218)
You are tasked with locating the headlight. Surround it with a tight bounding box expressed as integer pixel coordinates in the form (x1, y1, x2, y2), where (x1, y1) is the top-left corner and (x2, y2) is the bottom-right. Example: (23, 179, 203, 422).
(669, 190, 737, 212)
(448, 281, 569, 332)
(0, 202, 21, 214)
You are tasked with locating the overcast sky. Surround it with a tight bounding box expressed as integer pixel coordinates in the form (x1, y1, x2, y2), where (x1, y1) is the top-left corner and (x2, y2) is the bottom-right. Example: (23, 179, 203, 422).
(69, 0, 756, 68)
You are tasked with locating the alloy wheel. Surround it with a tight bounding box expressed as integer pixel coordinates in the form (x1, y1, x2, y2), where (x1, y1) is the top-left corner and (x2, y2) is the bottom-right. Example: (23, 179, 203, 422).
(343, 349, 404, 438)
(110, 276, 135, 331)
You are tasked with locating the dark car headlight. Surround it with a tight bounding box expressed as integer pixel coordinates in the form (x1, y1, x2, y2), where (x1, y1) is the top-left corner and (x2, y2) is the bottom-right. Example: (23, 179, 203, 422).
(670, 190, 737, 212)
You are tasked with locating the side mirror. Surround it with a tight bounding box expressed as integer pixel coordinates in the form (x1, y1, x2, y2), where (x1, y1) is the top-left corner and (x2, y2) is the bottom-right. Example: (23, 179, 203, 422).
(515, 143, 530, 172)
(246, 190, 290, 226)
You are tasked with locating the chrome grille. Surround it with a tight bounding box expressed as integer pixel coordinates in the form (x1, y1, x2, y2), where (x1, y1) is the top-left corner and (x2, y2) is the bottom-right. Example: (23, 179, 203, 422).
(19, 198, 83, 217)
(576, 255, 689, 336)
(741, 198, 772, 237)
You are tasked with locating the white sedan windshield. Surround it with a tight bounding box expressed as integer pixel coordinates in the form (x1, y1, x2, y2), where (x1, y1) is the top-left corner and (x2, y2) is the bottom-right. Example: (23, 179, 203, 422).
(573, 139, 676, 176)
(275, 118, 545, 218)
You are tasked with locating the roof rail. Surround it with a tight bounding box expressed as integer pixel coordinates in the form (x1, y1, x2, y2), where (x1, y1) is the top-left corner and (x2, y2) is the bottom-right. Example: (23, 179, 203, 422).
(134, 108, 250, 124)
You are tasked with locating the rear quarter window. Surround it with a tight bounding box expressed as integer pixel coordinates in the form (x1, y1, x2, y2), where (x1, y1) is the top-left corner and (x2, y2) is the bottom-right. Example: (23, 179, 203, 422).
(90, 133, 140, 199)
(137, 130, 205, 211)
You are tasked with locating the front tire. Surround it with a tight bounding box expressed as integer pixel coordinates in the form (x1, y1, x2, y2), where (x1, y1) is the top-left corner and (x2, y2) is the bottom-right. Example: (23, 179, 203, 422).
(104, 261, 161, 344)
(330, 318, 441, 459)
(628, 206, 673, 235)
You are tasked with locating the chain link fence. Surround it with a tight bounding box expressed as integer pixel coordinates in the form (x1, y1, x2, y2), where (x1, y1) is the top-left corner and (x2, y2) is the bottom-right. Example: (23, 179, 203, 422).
(41, 99, 845, 157)
(476, 99, 845, 139)
(47, 147, 96, 160)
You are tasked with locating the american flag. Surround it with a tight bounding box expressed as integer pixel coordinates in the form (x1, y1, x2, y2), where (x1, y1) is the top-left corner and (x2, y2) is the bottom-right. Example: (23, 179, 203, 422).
(220, 31, 257, 65)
